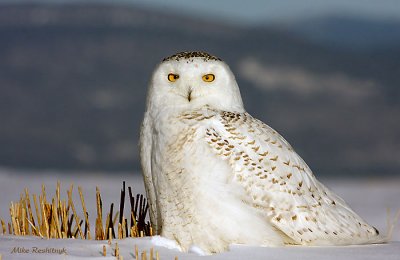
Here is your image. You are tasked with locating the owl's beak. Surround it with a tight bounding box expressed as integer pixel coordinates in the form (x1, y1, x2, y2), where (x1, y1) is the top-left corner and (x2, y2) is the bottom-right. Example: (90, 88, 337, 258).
(187, 87, 193, 102)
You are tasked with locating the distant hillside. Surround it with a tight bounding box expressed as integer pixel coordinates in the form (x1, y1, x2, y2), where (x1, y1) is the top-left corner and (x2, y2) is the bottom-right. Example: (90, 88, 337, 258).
(285, 15, 400, 51)
(0, 4, 399, 176)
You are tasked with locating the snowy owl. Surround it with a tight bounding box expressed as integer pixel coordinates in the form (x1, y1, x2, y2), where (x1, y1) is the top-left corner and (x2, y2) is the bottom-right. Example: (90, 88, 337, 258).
(140, 51, 384, 254)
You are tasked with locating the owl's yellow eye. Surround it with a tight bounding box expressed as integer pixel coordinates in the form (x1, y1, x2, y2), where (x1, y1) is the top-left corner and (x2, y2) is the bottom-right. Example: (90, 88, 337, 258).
(168, 73, 179, 82)
(202, 74, 215, 82)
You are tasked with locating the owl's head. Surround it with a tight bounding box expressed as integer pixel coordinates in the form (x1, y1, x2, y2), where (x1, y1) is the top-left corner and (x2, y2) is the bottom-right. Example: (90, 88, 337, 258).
(146, 51, 245, 114)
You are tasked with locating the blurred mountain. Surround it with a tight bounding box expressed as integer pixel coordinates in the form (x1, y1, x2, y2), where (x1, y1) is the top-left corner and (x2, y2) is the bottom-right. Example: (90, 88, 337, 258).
(285, 15, 400, 51)
(0, 4, 399, 176)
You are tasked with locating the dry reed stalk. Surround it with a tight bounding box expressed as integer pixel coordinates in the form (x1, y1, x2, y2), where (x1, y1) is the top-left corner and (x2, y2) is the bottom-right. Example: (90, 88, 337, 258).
(135, 245, 139, 260)
(21, 207, 26, 235)
(56, 183, 67, 238)
(41, 184, 48, 237)
(53, 198, 62, 238)
(56, 182, 61, 208)
(11, 203, 17, 235)
(130, 226, 136, 238)
(26, 218, 42, 238)
(118, 223, 122, 239)
(78, 186, 91, 239)
(115, 242, 120, 257)
(108, 227, 112, 245)
(103, 245, 107, 256)
(95, 186, 105, 240)
(38, 195, 44, 236)
(25, 189, 36, 235)
(67, 184, 84, 239)
(122, 218, 127, 239)
(11, 203, 16, 234)
(106, 203, 116, 239)
(105, 213, 110, 240)
(41, 184, 47, 204)
(150, 247, 153, 260)
(130, 212, 138, 237)
(10, 203, 18, 236)
(32, 194, 41, 233)
(1, 219, 6, 234)
(22, 196, 29, 235)
(41, 199, 49, 238)
(61, 200, 68, 238)
(141, 251, 147, 260)
(119, 182, 126, 224)
(113, 211, 119, 231)
(15, 218, 21, 236)
(95, 218, 103, 240)
(17, 207, 25, 236)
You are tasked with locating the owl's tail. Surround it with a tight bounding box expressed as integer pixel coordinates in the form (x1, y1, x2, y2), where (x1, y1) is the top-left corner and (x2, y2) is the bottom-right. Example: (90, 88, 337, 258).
(382, 208, 400, 243)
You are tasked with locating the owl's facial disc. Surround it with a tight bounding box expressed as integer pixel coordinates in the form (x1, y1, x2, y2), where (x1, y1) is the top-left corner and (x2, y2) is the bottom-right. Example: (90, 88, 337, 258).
(160, 60, 223, 104)
(168, 74, 214, 102)
(149, 54, 245, 113)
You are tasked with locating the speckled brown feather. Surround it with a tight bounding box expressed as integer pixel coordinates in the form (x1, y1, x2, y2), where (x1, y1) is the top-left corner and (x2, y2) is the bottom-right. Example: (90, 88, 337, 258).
(163, 51, 222, 62)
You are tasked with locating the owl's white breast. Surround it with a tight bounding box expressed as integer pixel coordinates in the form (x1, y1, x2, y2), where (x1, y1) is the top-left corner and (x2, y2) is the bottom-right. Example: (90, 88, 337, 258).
(144, 107, 282, 253)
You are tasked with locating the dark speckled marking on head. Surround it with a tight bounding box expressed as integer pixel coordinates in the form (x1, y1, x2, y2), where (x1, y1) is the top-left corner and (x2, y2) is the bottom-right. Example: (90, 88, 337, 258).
(162, 51, 222, 62)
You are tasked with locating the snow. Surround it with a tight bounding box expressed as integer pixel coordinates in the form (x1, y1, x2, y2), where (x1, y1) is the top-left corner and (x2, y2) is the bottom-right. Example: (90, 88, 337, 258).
(188, 245, 207, 256)
(151, 236, 182, 251)
(0, 167, 399, 259)
(1, 235, 399, 260)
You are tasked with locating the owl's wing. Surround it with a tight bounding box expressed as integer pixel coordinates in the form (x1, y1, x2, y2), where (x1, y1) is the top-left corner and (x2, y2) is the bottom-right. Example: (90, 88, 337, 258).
(140, 116, 160, 234)
(181, 109, 382, 245)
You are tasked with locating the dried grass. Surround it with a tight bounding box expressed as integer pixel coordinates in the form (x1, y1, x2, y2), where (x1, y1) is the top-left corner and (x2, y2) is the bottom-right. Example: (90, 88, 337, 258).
(2, 181, 152, 240)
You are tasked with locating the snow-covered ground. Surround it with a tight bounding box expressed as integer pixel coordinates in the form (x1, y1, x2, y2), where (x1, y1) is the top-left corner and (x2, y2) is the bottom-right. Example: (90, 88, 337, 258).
(0, 167, 399, 259)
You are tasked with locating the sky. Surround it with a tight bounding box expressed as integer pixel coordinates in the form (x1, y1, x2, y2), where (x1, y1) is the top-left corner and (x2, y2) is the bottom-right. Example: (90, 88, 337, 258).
(1, 0, 400, 25)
